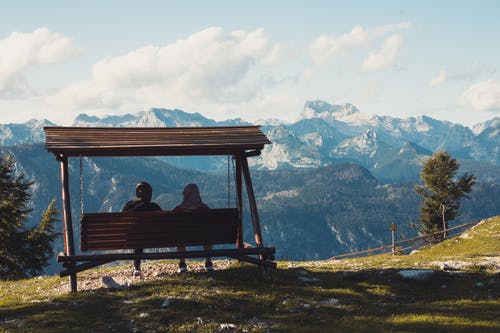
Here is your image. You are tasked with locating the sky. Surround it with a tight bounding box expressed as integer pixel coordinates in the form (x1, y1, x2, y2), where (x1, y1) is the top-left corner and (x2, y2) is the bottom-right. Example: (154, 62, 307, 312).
(0, 0, 499, 127)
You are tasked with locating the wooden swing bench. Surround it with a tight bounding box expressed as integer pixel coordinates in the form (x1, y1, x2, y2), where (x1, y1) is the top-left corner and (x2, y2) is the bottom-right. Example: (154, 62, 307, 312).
(45, 126, 275, 292)
(80, 209, 240, 251)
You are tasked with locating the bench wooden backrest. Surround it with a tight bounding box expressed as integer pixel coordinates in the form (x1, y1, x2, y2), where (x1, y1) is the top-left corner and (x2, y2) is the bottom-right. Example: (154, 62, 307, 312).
(80, 208, 239, 251)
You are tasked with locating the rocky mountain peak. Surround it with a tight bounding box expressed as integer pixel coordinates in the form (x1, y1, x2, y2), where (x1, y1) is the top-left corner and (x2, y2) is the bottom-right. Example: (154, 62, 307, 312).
(302, 100, 360, 119)
(472, 117, 500, 135)
(137, 109, 166, 127)
(74, 113, 100, 124)
(1, 101, 499, 171)
(24, 118, 55, 128)
(266, 125, 297, 141)
(398, 141, 432, 157)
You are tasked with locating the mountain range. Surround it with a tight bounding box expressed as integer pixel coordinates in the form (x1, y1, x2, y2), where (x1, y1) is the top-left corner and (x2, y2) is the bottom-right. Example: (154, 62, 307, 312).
(4, 143, 499, 274)
(2, 100, 498, 182)
(1, 101, 499, 273)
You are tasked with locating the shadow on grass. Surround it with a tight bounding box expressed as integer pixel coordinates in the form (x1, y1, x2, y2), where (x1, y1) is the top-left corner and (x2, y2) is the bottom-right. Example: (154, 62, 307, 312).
(1, 265, 498, 332)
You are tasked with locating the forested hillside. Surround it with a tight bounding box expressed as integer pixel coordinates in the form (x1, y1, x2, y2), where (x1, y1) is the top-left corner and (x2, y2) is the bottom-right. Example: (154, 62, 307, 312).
(2, 143, 499, 274)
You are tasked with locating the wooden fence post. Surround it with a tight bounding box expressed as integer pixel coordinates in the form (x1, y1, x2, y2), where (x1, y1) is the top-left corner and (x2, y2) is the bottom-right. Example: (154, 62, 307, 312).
(390, 223, 396, 255)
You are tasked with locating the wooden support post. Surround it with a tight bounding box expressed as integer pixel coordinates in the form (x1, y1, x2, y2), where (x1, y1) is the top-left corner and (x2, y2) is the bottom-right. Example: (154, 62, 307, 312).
(235, 155, 244, 248)
(58, 154, 77, 292)
(240, 156, 264, 248)
(240, 156, 272, 279)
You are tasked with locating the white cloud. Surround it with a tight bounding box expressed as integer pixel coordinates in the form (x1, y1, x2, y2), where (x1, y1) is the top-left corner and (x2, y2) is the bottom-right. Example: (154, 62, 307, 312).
(309, 22, 411, 65)
(460, 80, 500, 112)
(0, 28, 80, 94)
(429, 70, 447, 87)
(429, 63, 495, 88)
(262, 43, 289, 65)
(47, 27, 283, 118)
(449, 62, 496, 81)
(361, 34, 402, 72)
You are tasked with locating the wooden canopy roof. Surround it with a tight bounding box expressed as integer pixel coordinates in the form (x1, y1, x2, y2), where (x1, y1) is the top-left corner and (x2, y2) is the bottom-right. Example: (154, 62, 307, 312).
(44, 126, 271, 157)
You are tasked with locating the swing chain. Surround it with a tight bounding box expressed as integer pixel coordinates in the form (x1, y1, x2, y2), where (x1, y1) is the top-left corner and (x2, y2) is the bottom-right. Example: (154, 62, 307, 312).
(79, 155, 84, 217)
(227, 155, 231, 207)
(232, 155, 238, 208)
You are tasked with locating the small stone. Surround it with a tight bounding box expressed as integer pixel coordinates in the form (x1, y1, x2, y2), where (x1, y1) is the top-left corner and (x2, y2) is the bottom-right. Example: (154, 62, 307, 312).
(218, 323, 237, 331)
(247, 317, 269, 328)
(102, 276, 126, 290)
(476, 282, 484, 287)
(319, 298, 340, 306)
(439, 263, 453, 271)
(398, 269, 434, 280)
(298, 276, 321, 283)
(161, 299, 170, 309)
(139, 312, 150, 318)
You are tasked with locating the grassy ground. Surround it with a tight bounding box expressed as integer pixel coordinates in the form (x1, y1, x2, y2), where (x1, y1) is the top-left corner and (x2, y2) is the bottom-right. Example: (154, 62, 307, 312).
(1, 217, 499, 332)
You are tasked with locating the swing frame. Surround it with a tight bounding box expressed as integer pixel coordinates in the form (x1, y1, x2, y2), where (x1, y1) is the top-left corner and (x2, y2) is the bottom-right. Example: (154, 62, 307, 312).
(44, 126, 275, 292)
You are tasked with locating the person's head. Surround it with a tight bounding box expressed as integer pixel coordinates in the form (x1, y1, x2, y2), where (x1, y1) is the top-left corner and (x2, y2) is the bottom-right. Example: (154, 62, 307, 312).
(135, 182, 153, 202)
(183, 183, 201, 201)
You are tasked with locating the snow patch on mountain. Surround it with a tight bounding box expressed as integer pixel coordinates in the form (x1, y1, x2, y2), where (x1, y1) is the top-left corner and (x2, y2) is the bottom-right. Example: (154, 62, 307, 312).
(472, 117, 500, 135)
(73, 108, 219, 128)
(0, 118, 55, 145)
(302, 100, 373, 126)
(251, 126, 325, 169)
(302, 132, 323, 146)
(255, 118, 288, 126)
(331, 130, 393, 160)
(253, 142, 323, 170)
(262, 188, 299, 201)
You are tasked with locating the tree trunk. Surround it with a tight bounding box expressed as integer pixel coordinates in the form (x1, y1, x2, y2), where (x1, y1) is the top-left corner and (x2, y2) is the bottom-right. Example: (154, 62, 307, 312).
(441, 204, 447, 239)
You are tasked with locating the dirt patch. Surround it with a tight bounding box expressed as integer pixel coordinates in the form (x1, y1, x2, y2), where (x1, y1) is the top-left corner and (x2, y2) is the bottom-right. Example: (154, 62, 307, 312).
(429, 257, 500, 272)
(53, 259, 232, 293)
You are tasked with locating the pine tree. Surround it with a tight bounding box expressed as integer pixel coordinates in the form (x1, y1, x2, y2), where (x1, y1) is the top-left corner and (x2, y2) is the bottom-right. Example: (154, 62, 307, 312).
(415, 151, 476, 242)
(0, 153, 60, 279)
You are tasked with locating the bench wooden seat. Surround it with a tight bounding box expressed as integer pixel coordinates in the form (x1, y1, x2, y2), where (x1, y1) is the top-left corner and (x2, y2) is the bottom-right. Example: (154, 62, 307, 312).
(80, 208, 239, 251)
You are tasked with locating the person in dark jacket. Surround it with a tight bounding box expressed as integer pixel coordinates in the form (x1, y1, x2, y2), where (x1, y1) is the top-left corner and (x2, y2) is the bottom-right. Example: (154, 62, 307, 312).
(173, 183, 213, 272)
(122, 182, 161, 276)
